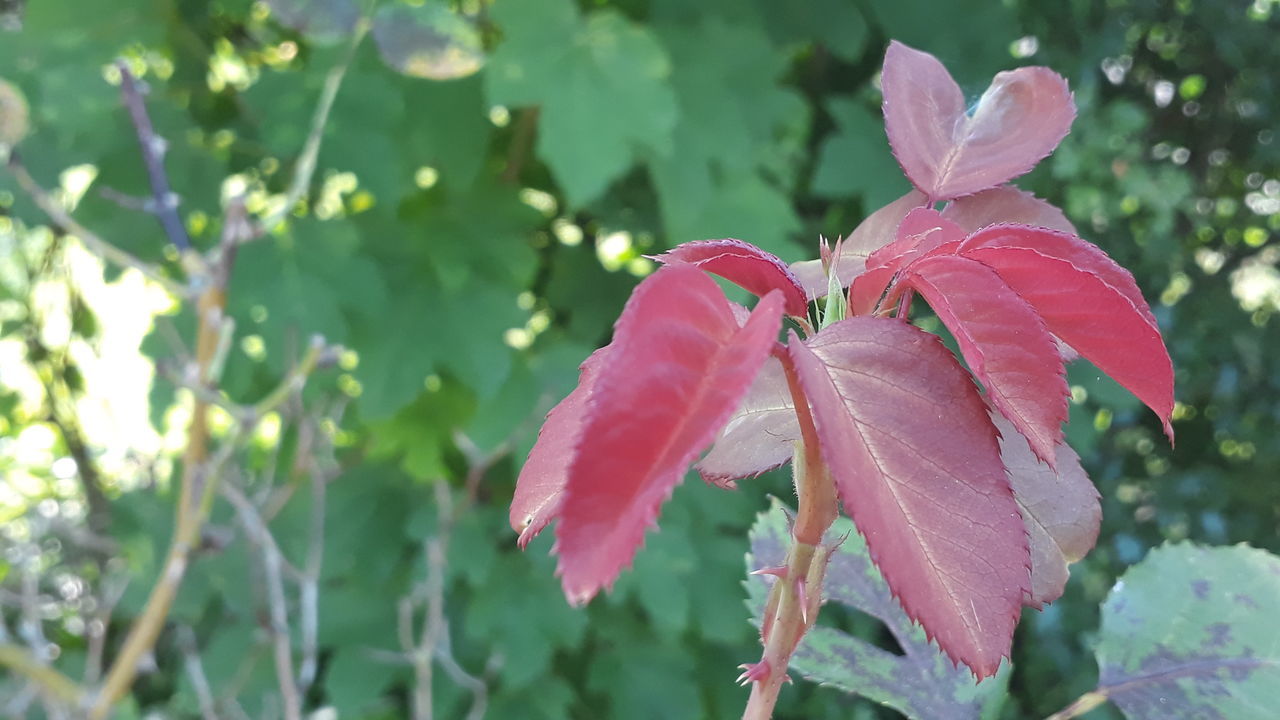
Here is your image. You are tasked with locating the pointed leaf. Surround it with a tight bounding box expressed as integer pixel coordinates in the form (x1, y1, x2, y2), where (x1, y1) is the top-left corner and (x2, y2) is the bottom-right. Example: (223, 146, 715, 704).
(1094, 543, 1280, 719)
(654, 239, 810, 316)
(747, 499, 1011, 719)
(696, 357, 798, 486)
(554, 266, 784, 603)
(898, 254, 1068, 465)
(960, 224, 1156, 326)
(510, 347, 610, 547)
(790, 190, 927, 297)
(960, 244, 1174, 438)
(990, 411, 1099, 609)
(788, 318, 1029, 677)
(882, 41, 1075, 201)
(942, 185, 1076, 235)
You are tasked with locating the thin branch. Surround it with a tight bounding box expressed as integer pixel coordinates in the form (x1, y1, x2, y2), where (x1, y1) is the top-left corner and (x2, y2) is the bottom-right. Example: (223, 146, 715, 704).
(251, 20, 369, 239)
(116, 60, 193, 252)
(221, 481, 302, 720)
(177, 627, 218, 720)
(5, 152, 185, 296)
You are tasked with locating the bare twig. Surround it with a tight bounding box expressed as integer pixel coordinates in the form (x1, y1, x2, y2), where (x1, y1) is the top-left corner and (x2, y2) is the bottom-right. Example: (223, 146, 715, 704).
(0, 644, 82, 709)
(115, 60, 193, 253)
(5, 152, 184, 296)
(83, 572, 128, 685)
(177, 626, 218, 720)
(221, 481, 302, 720)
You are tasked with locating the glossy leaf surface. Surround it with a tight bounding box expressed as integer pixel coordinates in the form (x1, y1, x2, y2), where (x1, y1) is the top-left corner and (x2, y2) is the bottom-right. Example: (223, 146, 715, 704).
(554, 266, 784, 603)
(788, 318, 1028, 677)
(655, 239, 810, 316)
(747, 499, 1011, 719)
(882, 41, 1075, 201)
(990, 412, 1099, 608)
(960, 244, 1174, 438)
(1095, 543, 1280, 719)
(899, 254, 1068, 465)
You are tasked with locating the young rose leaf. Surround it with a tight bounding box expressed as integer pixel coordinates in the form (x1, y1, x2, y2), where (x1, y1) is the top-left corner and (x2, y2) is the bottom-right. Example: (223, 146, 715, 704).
(848, 207, 965, 316)
(790, 190, 927, 297)
(896, 254, 1068, 466)
(990, 411, 1099, 608)
(882, 41, 1075, 201)
(654, 239, 810, 316)
(554, 266, 784, 603)
(942, 185, 1076, 235)
(509, 347, 610, 547)
(960, 243, 1174, 439)
(1093, 543, 1280, 719)
(788, 318, 1029, 677)
(960, 224, 1156, 326)
(747, 499, 1012, 719)
(696, 357, 799, 486)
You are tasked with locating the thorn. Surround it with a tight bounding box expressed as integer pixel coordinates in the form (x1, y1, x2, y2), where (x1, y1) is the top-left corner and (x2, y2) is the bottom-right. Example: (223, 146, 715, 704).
(795, 574, 809, 625)
(736, 660, 771, 686)
(751, 565, 788, 579)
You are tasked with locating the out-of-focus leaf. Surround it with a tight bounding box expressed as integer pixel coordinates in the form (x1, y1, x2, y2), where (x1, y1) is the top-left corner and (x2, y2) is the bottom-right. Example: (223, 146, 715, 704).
(372, 3, 484, 80)
(881, 42, 1075, 201)
(486, 0, 676, 206)
(1093, 543, 1280, 719)
(789, 317, 1027, 677)
(550, 267, 783, 602)
(0, 78, 29, 145)
(747, 498, 1012, 718)
(991, 411, 1099, 608)
(811, 97, 910, 207)
(654, 238, 810, 316)
(267, 0, 360, 44)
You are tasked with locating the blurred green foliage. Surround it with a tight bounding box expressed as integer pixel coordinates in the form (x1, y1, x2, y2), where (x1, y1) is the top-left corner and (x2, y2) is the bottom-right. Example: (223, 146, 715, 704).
(0, 0, 1277, 717)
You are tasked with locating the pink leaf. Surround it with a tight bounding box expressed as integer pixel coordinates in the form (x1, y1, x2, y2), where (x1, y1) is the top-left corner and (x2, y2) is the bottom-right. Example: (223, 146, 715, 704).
(991, 410, 1100, 609)
(696, 357, 799, 486)
(790, 190, 927, 297)
(554, 266, 784, 603)
(961, 244, 1174, 439)
(848, 208, 965, 316)
(788, 317, 1029, 677)
(882, 41, 1076, 201)
(942, 185, 1076, 235)
(960, 224, 1157, 326)
(654, 239, 810, 316)
(509, 347, 610, 547)
(897, 254, 1068, 466)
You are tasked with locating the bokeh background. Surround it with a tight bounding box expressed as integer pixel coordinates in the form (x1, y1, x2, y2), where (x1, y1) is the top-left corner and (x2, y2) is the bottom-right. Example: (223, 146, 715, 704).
(0, 0, 1277, 717)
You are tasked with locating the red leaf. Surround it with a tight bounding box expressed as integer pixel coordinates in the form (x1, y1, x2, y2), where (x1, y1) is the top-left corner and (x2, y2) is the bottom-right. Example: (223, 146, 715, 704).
(882, 41, 1075, 201)
(942, 185, 1076, 235)
(509, 347, 610, 547)
(654, 239, 810, 316)
(961, 243, 1174, 439)
(848, 208, 965, 316)
(554, 266, 784, 603)
(788, 317, 1029, 677)
(696, 357, 799, 487)
(897, 254, 1068, 466)
(960, 224, 1156, 326)
(790, 190, 927, 297)
(991, 410, 1100, 609)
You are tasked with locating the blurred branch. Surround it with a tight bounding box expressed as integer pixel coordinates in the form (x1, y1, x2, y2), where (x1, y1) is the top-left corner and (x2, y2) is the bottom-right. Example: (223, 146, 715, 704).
(221, 481, 302, 720)
(501, 107, 539, 185)
(177, 626, 218, 720)
(0, 644, 82, 709)
(4, 151, 185, 296)
(249, 19, 369, 240)
(115, 60, 194, 254)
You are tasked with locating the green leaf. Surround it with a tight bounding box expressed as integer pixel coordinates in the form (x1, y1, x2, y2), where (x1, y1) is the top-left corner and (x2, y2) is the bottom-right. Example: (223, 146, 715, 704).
(485, 0, 677, 207)
(372, 2, 484, 80)
(746, 498, 1010, 719)
(266, 0, 360, 44)
(865, 0, 1020, 80)
(1093, 542, 1280, 719)
(811, 97, 911, 208)
(753, 0, 869, 60)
